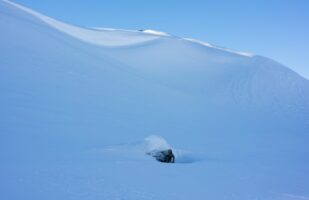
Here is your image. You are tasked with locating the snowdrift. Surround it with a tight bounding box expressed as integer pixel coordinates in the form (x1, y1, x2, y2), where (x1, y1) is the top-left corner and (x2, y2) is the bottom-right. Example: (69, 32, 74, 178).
(1, 1, 309, 199)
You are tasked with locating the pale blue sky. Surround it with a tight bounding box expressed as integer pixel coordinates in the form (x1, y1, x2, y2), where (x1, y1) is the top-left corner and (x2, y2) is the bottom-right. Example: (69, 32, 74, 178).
(15, 0, 309, 78)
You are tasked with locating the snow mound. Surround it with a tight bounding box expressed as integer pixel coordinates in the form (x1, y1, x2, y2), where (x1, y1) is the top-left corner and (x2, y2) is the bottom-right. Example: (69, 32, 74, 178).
(3, 0, 162, 47)
(144, 136, 201, 163)
(1, 1, 309, 199)
(95, 136, 200, 163)
(95, 135, 173, 161)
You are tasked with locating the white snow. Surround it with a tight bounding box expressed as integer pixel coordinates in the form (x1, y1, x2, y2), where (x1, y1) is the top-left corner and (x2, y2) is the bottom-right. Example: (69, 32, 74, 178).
(3, 0, 162, 47)
(184, 38, 254, 57)
(1, 1, 309, 200)
(143, 135, 172, 152)
(142, 29, 171, 36)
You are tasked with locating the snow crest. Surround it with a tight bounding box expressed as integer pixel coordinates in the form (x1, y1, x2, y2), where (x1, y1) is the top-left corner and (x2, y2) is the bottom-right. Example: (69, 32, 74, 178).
(184, 38, 254, 57)
(3, 0, 162, 47)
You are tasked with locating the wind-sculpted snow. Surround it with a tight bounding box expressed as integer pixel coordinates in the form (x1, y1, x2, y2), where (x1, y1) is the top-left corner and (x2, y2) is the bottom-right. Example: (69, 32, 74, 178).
(184, 38, 254, 57)
(94, 135, 202, 164)
(93, 135, 173, 162)
(1, 1, 309, 200)
(144, 135, 172, 152)
(2, 0, 162, 47)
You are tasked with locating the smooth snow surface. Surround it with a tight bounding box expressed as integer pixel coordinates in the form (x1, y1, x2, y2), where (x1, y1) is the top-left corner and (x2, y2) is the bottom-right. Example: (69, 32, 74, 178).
(184, 38, 255, 57)
(1, 1, 309, 200)
(3, 0, 161, 46)
(142, 29, 171, 36)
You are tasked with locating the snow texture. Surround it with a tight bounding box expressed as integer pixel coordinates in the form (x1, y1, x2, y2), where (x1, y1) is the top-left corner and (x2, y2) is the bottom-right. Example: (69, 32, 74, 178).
(1, 0, 309, 200)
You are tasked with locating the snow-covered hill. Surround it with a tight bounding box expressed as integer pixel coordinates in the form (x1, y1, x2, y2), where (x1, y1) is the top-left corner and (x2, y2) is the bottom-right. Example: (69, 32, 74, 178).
(1, 1, 309, 200)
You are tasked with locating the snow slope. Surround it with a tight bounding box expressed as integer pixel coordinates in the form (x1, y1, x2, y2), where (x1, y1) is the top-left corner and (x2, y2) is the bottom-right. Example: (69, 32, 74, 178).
(1, 1, 309, 200)
(2, 0, 164, 46)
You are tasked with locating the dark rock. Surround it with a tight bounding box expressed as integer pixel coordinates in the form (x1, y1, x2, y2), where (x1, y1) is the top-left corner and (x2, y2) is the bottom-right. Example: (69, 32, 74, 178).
(147, 149, 175, 163)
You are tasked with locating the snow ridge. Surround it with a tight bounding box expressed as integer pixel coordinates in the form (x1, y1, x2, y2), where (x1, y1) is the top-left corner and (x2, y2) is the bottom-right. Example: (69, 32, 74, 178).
(184, 38, 254, 57)
(3, 0, 252, 57)
(1, 1, 309, 200)
(3, 0, 161, 46)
